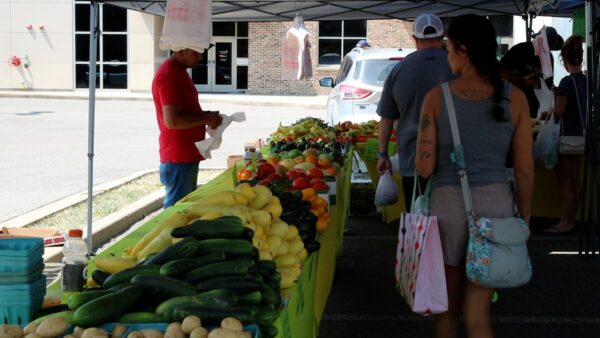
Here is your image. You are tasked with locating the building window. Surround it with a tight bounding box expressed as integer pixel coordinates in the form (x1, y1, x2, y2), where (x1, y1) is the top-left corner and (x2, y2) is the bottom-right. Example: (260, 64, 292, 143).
(74, 1, 128, 89)
(318, 20, 367, 65)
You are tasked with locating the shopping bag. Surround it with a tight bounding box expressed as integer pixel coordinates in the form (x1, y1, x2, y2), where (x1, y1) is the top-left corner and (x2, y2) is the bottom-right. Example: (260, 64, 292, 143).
(159, 0, 212, 53)
(533, 113, 560, 169)
(195, 112, 246, 159)
(374, 170, 398, 206)
(533, 79, 554, 120)
(395, 213, 447, 315)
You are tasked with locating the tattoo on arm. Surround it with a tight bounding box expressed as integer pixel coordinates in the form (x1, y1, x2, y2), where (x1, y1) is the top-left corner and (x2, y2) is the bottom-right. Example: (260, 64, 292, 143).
(419, 114, 431, 131)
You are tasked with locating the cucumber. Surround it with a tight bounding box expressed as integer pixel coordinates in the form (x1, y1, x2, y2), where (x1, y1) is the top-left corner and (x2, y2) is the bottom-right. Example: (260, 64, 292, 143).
(182, 260, 255, 284)
(102, 264, 161, 289)
(195, 275, 262, 293)
(256, 307, 278, 324)
(160, 252, 226, 277)
(268, 271, 281, 284)
(33, 305, 70, 320)
(242, 227, 255, 242)
(171, 305, 256, 325)
(256, 260, 276, 273)
(71, 285, 144, 327)
(108, 283, 132, 292)
(32, 310, 74, 324)
(155, 288, 239, 315)
(196, 239, 254, 256)
(260, 283, 280, 307)
(142, 236, 199, 266)
(117, 312, 165, 323)
(131, 274, 196, 297)
(259, 324, 279, 338)
(91, 269, 111, 286)
(171, 216, 245, 239)
(237, 291, 262, 305)
(67, 290, 114, 310)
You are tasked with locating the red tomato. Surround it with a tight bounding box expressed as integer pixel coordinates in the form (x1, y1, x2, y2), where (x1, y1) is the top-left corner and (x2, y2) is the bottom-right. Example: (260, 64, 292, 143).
(257, 179, 271, 186)
(306, 167, 324, 179)
(255, 163, 276, 180)
(292, 177, 312, 190)
(267, 173, 283, 180)
(286, 169, 307, 180)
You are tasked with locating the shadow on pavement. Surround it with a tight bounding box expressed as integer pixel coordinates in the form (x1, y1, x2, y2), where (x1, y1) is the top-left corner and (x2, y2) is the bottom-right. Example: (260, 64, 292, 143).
(318, 214, 600, 338)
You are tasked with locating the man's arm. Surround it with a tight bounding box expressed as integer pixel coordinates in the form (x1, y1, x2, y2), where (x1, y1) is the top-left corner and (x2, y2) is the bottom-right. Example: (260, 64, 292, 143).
(162, 106, 222, 129)
(377, 117, 395, 174)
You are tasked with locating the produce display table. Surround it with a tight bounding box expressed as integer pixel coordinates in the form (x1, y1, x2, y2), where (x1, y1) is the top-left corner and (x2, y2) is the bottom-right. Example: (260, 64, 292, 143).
(46, 150, 353, 338)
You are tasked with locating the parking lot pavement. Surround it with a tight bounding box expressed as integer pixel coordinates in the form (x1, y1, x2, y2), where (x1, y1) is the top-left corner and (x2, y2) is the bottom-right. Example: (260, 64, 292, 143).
(0, 94, 326, 222)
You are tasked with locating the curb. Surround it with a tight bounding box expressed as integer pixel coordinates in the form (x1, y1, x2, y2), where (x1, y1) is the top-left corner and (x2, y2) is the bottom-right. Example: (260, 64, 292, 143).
(43, 189, 164, 263)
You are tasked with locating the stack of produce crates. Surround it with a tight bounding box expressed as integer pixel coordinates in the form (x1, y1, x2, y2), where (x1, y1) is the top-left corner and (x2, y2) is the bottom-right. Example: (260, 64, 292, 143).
(0, 238, 46, 324)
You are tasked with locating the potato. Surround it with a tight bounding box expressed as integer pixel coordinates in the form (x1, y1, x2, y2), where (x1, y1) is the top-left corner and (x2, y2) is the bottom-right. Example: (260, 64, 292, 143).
(236, 332, 252, 338)
(189, 327, 208, 338)
(164, 323, 184, 338)
(127, 331, 144, 338)
(24, 334, 42, 338)
(63, 335, 77, 338)
(80, 328, 107, 338)
(219, 318, 243, 332)
(0, 325, 23, 338)
(111, 325, 127, 338)
(181, 316, 202, 335)
(23, 323, 39, 336)
(140, 329, 163, 338)
(71, 327, 84, 338)
(207, 329, 238, 338)
(36, 318, 68, 338)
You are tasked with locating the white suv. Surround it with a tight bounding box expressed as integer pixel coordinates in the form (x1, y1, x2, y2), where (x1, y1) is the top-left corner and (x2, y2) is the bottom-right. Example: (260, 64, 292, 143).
(319, 47, 416, 126)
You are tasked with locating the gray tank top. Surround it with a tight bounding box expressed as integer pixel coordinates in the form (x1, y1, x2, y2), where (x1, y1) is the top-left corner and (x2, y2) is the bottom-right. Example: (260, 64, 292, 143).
(433, 81, 514, 187)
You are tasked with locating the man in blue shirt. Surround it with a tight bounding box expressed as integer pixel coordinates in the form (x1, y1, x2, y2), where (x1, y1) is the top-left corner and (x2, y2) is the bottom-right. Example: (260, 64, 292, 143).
(377, 13, 454, 211)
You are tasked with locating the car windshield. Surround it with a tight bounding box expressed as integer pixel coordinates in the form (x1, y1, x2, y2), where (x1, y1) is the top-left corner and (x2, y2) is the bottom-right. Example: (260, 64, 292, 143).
(353, 59, 399, 87)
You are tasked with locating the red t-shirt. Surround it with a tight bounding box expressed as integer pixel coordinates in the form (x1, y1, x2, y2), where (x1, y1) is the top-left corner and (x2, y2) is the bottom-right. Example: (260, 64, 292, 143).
(152, 58, 206, 163)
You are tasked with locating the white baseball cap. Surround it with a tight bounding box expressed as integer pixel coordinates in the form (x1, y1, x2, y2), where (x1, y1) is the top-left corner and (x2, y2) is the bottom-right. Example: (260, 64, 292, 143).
(413, 14, 444, 39)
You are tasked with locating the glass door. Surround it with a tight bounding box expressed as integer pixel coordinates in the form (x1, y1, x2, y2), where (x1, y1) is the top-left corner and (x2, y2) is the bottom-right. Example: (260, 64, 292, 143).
(192, 37, 236, 93)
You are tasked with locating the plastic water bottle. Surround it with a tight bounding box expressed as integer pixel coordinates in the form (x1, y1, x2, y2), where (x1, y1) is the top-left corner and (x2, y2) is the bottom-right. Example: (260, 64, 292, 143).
(61, 229, 88, 294)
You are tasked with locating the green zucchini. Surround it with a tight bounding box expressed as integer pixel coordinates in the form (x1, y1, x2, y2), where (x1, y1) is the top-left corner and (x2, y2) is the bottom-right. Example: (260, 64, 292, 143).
(196, 239, 254, 256)
(256, 260, 276, 273)
(131, 274, 196, 297)
(33, 305, 70, 320)
(155, 288, 239, 315)
(91, 269, 111, 286)
(67, 290, 114, 310)
(171, 216, 245, 239)
(242, 227, 255, 242)
(116, 312, 165, 323)
(160, 252, 226, 277)
(237, 291, 262, 305)
(32, 310, 74, 324)
(195, 275, 262, 293)
(182, 260, 255, 284)
(102, 264, 161, 289)
(256, 307, 278, 324)
(108, 283, 132, 292)
(259, 324, 279, 338)
(71, 285, 144, 327)
(143, 236, 199, 266)
(260, 283, 280, 307)
(171, 305, 256, 325)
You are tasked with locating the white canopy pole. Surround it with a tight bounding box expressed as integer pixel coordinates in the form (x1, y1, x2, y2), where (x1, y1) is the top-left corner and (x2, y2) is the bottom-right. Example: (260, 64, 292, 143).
(86, 0, 99, 256)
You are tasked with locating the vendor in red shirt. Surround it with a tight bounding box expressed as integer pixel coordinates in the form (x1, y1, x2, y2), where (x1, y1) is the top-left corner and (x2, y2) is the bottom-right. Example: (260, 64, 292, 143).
(152, 48, 223, 208)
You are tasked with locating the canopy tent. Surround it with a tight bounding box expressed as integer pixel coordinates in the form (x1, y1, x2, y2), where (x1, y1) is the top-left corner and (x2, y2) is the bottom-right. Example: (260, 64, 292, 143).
(82, 0, 597, 255)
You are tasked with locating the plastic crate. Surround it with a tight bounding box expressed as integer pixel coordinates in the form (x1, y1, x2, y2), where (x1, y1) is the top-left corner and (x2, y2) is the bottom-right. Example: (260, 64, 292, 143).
(0, 238, 44, 273)
(0, 276, 46, 325)
(95, 323, 261, 338)
(0, 262, 44, 284)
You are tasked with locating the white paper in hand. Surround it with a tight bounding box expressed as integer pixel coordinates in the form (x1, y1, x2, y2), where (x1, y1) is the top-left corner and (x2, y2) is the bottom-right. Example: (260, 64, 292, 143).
(196, 112, 246, 159)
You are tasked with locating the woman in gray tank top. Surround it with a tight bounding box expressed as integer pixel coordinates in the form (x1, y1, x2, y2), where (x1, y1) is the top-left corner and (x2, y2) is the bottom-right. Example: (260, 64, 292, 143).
(415, 15, 533, 338)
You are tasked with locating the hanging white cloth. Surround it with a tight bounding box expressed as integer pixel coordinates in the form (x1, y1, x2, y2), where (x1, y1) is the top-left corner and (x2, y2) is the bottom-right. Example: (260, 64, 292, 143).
(281, 16, 313, 80)
(532, 26, 553, 80)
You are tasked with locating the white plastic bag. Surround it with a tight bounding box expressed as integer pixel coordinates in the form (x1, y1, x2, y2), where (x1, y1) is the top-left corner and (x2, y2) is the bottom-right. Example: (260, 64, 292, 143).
(375, 170, 398, 206)
(533, 114, 560, 169)
(159, 0, 212, 53)
(534, 79, 554, 120)
(195, 112, 246, 159)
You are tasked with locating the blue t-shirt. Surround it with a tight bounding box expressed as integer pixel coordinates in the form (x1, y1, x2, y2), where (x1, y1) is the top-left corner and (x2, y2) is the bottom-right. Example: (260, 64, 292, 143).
(555, 72, 587, 136)
(377, 47, 454, 176)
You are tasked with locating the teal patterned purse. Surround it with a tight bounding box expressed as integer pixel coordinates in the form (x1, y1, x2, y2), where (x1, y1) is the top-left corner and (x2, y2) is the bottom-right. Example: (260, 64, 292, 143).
(441, 83, 532, 289)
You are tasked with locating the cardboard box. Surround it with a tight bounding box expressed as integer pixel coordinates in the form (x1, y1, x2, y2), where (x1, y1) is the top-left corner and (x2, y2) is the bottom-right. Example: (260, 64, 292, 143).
(0, 227, 64, 246)
(227, 155, 244, 168)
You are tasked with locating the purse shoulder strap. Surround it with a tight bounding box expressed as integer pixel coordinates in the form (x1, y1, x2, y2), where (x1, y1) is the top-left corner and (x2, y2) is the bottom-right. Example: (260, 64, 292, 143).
(440, 82, 476, 225)
(570, 75, 587, 135)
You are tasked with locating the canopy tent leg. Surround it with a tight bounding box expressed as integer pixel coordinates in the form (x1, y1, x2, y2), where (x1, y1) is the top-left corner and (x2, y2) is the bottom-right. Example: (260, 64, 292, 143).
(86, 0, 99, 256)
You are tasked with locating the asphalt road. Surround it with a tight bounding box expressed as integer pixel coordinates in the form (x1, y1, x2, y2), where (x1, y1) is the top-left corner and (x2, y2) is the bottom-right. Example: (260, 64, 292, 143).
(0, 97, 325, 222)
